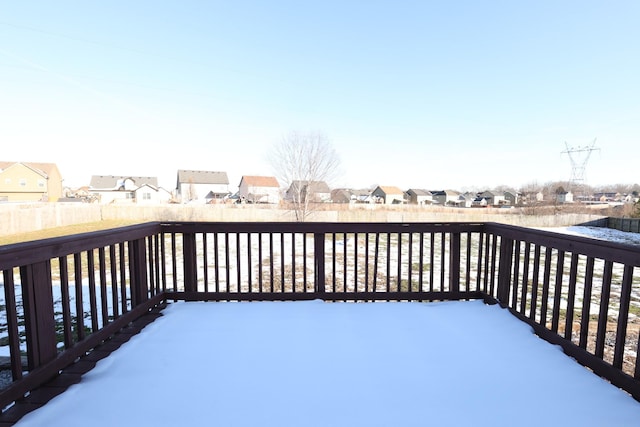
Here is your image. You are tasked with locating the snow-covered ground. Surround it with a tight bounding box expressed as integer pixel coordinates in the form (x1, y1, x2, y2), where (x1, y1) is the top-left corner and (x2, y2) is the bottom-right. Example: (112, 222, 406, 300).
(14, 300, 640, 427)
(541, 225, 640, 246)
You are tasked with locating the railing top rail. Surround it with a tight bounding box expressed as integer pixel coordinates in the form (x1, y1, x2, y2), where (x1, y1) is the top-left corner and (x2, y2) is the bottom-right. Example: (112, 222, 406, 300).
(484, 222, 640, 266)
(0, 222, 163, 270)
(159, 221, 487, 234)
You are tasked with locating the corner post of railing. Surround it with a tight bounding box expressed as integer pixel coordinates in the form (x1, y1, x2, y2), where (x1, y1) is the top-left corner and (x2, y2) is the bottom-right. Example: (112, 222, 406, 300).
(449, 231, 461, 293)
(314, 232, 326, 294)
(182, 232, 198, 293)
(19, 261, 57, 370)
(496, 235, 514, 307)
(131, 238, 149, 306)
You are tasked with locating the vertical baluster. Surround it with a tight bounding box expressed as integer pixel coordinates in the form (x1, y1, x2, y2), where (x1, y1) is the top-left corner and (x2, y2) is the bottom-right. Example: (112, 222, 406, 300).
(550, 250, 565, 334)
(578, 257, 595, 349)
(109, 245, 119, 318)
(119, 243, 128, 313)
(430, 233, 435, 292)
(529, 245, 541, 321)
(613, 266, 634, 369)
(59, 256, 73, 349)
(99, 247, 109, 328)
(87, 250, 99, 332)
(373, 233, 379, 293)
(331, 233, 336, 293)
(595, 261, 613, 359)
(519, 243, 531, 315)
(203, 233, 209, 293)
(564, 253, 579, 340)
(2, 269, 23, 380)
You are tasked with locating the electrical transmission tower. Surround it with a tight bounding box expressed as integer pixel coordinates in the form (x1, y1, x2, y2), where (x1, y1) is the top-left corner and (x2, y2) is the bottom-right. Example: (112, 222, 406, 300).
(561, 139, 600, 199)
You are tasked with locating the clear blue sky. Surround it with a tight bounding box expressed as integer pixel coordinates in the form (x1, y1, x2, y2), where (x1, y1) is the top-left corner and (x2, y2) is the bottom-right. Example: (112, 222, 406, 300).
(1, 1, 638, 191)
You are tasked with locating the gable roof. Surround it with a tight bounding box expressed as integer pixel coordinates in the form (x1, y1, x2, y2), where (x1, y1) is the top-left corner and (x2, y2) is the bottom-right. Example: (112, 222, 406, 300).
(288, 180, 331, 193)
(177, 170, 229, 185)
(376, 186, 404, 195)
(0, 161, 59, 178)
(90, 175, 158, 189)
(240, 175, 280, 188)
(407, 189, 432, 196)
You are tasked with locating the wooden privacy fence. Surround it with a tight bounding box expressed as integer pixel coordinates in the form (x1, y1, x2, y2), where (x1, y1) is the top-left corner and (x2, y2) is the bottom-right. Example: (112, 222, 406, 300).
(0, 221, 639, 415)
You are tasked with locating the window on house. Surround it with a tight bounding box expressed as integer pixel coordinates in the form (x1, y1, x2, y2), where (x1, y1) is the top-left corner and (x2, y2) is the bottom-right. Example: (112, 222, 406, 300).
(19, 179, 26, 186)
(38, 179, 45, 188)
(143, 193, 151, 200)
(4, 178, 10, 185)
(126, 193, 134, 199)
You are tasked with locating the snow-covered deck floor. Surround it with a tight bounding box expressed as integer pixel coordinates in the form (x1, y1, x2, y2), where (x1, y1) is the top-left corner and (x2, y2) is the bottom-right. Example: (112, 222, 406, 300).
(15, 300, 640, 426)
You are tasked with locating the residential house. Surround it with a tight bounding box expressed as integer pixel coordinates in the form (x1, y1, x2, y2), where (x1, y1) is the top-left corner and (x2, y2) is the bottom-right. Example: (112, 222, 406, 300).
(556, 191, 574, 204)
(0, 161, 63, 202)
(371, 186, 405, 204)
(406, 189, 434, 205)
(238, 175, 280, 204)
(471, 196, 489, 208)
(176, 170, 229, 203)
(504, 191, 519, 206)
(134, 183, 172, 205)
(89, 175, 162, 204)
(431, 190, 460, 206)
(478, 191, 506, 206)
(330, 188, 352, 204)
(331, 188, 374, 204)
(457, 193, 475, 208)
(285, 180, 332, 203)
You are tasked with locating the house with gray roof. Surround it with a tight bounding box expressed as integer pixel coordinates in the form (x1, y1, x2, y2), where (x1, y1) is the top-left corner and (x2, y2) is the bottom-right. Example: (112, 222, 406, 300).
(431, 190, 460, 206)
(285, 180, 332, 203)
(89, 175, 166, 204)
(176, 170, 229, 203)
(406, 189, 434, 205)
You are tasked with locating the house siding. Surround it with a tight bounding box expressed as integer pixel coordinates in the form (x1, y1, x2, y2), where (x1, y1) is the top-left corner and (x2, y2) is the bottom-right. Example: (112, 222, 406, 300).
(0, 162, 63, 202)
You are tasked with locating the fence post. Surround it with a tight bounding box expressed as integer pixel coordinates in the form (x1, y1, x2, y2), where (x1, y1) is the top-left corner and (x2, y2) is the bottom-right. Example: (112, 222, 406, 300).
(182, 232, 197, 293)
(20, 262, 57, 370)
(496, 236, 514, 306)
(314, 233, 326, 294)
(449, 232, 461, 293)
(130, 238, 149, 306)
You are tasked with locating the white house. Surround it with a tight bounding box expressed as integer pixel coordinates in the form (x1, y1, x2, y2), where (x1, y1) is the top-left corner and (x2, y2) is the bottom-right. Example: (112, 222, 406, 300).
(371, 186, 405, 204)
(238, 175, 280, 204)
(134, 184, 172, 205)
(176, 170, 229, 203)
(89, 175, 160, 204)
(556, 191, 574, 204)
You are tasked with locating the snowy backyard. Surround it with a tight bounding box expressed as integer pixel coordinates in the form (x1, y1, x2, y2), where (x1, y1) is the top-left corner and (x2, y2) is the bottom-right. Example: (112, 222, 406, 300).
(13, 299, 640, 427)
(2, 224, 640, 426)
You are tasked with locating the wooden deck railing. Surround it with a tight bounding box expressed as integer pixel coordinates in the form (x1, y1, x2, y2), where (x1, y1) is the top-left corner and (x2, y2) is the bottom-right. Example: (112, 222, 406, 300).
(0, 221, 639, 413)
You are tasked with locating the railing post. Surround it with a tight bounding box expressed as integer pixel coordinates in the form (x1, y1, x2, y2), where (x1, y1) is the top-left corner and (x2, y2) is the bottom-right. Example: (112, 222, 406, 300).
(182, 232, 197, 293)
(20, 262, 57, 370)
(130, 238, 149, 306)
(314, 232, 326, 294)
(496, 236, 514, 306)
(448, 232, 461, 293)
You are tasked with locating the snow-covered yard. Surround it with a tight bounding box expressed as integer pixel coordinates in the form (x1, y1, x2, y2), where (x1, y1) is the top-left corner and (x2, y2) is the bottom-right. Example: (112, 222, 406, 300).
(540, 225, 640, 247)
(14, 300, 640, 427)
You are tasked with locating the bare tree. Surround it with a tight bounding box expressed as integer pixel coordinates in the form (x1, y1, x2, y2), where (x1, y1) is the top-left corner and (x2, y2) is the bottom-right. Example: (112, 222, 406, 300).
(269, 131, 341, 221)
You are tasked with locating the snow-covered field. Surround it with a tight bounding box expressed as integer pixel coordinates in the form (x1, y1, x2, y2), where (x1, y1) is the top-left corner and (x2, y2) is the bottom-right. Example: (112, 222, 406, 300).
(14, 300, 640, 427)
(539, 225, 640, 246)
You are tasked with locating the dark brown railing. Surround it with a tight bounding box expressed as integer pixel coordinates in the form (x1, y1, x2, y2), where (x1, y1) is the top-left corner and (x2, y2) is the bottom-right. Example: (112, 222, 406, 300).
(0, 221, 639, 414)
